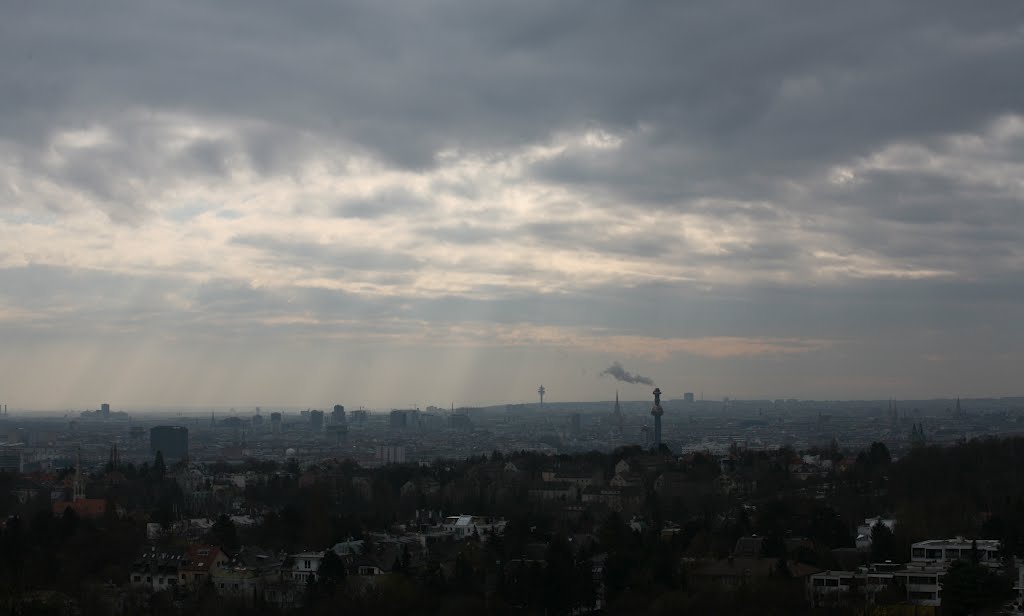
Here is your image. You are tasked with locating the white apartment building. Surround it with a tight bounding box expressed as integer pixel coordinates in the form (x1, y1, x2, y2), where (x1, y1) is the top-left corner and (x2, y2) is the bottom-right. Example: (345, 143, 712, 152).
(289, 551, 325, 584)
(442, 514, 505, 539)
(806, 563, 897, 607)
(910, 538, 1000, 567)
(893, 563, 946, 606)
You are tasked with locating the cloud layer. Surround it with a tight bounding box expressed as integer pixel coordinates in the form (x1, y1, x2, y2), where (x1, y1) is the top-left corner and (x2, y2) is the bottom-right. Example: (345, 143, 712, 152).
(1, 1, 1023, 407)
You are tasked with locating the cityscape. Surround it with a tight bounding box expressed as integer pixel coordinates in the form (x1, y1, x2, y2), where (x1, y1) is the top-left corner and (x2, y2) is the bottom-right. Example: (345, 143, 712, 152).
(5, 393, 1024, 474)
(3, 393, 1024, 613)
(3, 0, 1024, 614)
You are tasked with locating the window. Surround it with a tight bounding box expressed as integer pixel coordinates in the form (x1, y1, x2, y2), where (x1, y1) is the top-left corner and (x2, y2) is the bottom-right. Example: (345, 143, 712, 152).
(133, 575, 141, 582)
(305, 560, 311, 569)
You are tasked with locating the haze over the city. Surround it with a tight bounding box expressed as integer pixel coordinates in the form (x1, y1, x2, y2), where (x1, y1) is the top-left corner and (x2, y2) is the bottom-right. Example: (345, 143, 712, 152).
(2, 2, 1023, 409)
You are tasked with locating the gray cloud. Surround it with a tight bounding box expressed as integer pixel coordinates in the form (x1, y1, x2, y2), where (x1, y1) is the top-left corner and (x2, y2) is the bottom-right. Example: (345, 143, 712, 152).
(332, 188, 433, 220)
(2, 1, 1024, 405)
(601, 362, 655, 386)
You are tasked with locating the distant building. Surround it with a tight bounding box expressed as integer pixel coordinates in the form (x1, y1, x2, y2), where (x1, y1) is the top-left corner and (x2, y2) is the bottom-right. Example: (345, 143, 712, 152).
(389, 410, 408, 430)
(377, 445, 406, 464)
(327, 423, 348, 444)
(270, 412, 282, 435)
(449, 412, 472, 431)
(332, 404, 346, 424)
(442, 515, 504, 539)
(0, 445, 22, 473)
(683, 392, 695, 403)
(351, 410, 368, 425)
(150, 426, 189, 461)
(101, 403, 111, 418)
(911, 537, 1000, 566)
(310, 410, 324, 431)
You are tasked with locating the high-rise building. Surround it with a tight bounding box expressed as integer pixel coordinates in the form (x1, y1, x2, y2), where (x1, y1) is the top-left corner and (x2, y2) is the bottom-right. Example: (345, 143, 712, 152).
(449, 412, 472, 431)
(100, 403, 111, 418)
(683, 392, 695, 403)
(0, 445, 22, 473)
(377, 444, 406, 464)
(310, 410, 324, 430)
(332, 404, 346, 424)
(270, 412, 282, 435)
(150, 426, 189, 461)
(327, 423, 348, 444)
(389, 410, 408, 430)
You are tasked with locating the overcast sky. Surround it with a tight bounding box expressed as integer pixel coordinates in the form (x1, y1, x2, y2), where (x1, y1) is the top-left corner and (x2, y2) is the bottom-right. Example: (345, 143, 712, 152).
(1, 1, 1023, 410)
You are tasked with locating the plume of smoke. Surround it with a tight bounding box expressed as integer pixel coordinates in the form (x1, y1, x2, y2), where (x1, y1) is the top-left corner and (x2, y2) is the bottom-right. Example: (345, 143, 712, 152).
(601, 362, 654, 386)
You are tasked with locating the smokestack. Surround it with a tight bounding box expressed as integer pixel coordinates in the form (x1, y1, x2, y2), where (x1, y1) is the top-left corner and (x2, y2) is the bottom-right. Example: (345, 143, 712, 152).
(651, 388, 664, 449)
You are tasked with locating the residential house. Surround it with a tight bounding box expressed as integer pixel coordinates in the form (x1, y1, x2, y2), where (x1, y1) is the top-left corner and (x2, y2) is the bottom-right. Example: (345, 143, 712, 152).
(210, 547, 283, 604)
(179, 544, 228, 588)
(130, 549, 183, 592)
(288, 551, 325, 585)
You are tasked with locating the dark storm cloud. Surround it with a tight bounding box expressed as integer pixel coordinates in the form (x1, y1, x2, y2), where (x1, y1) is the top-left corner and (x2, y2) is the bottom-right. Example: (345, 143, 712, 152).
(3, 1, 1021, 172)
(3, 0, 1024, 405)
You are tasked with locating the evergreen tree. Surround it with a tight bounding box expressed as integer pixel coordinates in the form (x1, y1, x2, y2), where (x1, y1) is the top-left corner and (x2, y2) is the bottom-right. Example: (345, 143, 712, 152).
(212, 514, 239, 551)
(869, 522, 898, 562)
(153, 451, 167, 477)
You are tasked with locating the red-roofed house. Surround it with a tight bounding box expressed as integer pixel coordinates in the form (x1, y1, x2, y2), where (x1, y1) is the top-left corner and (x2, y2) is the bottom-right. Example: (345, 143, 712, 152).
(180, 544, 229, 587)
(52, 498, 107, 519)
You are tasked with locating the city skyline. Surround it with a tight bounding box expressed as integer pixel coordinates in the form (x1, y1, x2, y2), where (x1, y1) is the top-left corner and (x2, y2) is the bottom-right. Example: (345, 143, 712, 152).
(2, 2, 1023, 408)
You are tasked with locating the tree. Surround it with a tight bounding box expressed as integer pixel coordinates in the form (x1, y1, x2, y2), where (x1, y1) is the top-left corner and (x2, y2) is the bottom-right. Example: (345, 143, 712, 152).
(153, 451, 167, 477)
(315, 549, 346, 598)
(941, 560, 1012, 615)
(868, 442, 891, 467)
(543, 536, 576, 614)
(211, 514, 238, 552)
(869, 522, 898, 563)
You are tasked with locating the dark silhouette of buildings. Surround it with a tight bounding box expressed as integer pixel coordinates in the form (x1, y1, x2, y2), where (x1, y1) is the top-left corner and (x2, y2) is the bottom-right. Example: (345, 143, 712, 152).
(150, 426, 189, 461)
(389, 410, 408, 430)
